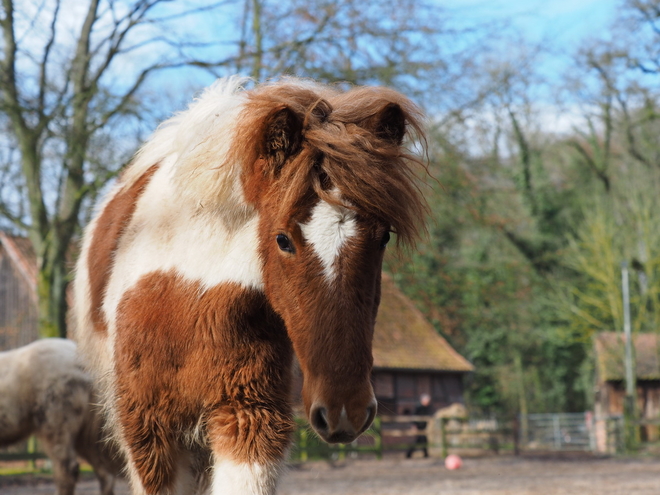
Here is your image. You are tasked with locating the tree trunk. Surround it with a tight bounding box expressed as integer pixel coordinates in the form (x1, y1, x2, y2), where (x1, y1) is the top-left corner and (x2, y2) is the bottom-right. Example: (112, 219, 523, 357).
(36, 244, 69, 338)
(251, 0, 263, 80)
(508, 108, 537, 216)
(37, 263, 57, 338)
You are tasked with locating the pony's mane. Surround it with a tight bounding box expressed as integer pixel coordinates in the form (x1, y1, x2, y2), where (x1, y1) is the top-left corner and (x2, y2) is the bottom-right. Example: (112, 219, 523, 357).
(232, 79, 429, 246)
(120, 76, 250, 194)
(120, 77, 428, 245)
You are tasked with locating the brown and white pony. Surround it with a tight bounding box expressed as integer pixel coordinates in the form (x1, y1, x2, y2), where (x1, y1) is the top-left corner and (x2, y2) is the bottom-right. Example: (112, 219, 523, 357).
(73, 77, 427, 495)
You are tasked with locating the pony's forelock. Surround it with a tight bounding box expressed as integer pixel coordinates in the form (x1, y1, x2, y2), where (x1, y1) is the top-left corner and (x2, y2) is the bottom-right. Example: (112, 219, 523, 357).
(233, 80, 429, 247)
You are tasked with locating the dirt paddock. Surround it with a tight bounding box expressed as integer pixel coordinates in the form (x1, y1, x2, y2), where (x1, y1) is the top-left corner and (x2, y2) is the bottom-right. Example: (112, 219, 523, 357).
(2, 454, 659, 494)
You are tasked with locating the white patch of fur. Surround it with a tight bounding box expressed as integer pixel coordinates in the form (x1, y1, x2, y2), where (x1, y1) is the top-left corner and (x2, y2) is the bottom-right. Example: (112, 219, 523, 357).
(124, 459, 150, 495)
(300, 199, 357, 281)
(211, 459, 281, 495)
(101, 163, 263, 340)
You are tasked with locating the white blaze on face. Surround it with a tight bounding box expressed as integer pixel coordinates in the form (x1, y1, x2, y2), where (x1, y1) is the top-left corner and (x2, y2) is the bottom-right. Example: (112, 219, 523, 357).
(300, 199, 358, 281)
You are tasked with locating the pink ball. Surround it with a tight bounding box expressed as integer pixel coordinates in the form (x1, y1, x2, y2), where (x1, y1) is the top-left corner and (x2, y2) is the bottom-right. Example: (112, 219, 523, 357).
(444, 454, 463, 470)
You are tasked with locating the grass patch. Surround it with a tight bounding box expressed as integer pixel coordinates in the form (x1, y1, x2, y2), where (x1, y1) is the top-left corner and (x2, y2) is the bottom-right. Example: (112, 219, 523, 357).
(0, 462, 95, 476)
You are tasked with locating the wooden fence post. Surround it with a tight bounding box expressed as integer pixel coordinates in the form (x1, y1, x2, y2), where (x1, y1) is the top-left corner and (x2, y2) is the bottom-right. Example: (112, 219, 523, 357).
(441, 418, 448, 459)
(28, 436, 37, 470)
(299, 428, 308, 462)
(374, 416, 383, 460)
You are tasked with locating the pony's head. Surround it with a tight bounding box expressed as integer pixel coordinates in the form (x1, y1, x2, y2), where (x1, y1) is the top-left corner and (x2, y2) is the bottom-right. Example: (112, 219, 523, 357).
(235, 82, 427, 443)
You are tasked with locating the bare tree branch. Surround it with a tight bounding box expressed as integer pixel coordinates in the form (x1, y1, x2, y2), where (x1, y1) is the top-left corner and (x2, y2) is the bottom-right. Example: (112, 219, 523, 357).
(567, 139, 611, 192)
(91, 0, 163, 87)
(0, 200, 27, 230)
(71, 0, 100, 99)
(0, 0, 26, 131)
(147, 0, 237, 23)
(507, 107, 535, 209)
(616, 90, 654, 168)
(91, 63, 162, 131)
(38, 0, 61, 119)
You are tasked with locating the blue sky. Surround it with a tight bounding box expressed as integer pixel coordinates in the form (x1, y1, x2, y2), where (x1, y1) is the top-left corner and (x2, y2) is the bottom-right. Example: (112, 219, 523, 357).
(96, 0, 625, 103)
(442, 0, 621, 49)
(432, 1, 627, 142)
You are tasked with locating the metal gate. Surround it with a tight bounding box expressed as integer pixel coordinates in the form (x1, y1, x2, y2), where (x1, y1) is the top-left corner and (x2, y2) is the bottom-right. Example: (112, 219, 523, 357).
(522, 413, 594, 451)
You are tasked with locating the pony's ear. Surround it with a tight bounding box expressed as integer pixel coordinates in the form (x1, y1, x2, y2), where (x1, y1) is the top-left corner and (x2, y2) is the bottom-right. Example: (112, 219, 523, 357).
(365, 103, 406, 145)
(262, 106, 303, 176)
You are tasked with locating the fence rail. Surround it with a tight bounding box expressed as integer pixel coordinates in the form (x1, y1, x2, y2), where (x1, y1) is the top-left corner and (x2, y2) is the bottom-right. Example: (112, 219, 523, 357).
(0, 436, 45, 464)
(0, 413, 632, 465)
(290, 415, 508, 462)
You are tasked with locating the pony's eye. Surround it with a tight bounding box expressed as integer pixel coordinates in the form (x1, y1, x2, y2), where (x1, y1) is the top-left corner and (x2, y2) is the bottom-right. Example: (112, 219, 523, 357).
(380, 231, 391, 249)
(276, 234, 294, 253)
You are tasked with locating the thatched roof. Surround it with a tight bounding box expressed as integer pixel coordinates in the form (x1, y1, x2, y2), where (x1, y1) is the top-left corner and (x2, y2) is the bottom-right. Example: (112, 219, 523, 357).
(373, 273, 474, 373)
(594, 332, 660, 382)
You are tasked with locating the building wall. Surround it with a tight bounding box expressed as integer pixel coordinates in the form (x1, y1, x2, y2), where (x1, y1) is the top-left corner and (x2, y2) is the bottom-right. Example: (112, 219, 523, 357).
(0, 246, 39, 351)
(373, 370, 464, 415)
(639, 380, 660, 419)
(596, 380, 660, 419)
(596, 380, 660, 443)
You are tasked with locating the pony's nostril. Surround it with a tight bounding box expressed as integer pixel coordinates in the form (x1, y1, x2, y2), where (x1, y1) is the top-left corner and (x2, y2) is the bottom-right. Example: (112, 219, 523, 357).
(311, 405, 329, 433)
(362, 403, 377, 433)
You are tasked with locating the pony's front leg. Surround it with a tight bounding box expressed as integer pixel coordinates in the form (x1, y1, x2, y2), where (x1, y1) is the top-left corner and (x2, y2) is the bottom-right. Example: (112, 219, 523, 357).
(117, 404, 197, 495)
(207, 406, 292, 495)
(211, 458, 282, 495)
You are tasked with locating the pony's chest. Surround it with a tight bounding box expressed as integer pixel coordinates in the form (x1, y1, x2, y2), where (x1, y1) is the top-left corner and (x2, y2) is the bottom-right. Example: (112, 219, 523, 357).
(115, 272, 282, 344)
(112, 272, 291, 399)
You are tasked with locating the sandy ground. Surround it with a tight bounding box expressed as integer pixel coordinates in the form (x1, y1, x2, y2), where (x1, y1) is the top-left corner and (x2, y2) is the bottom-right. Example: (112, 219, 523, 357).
(2, 454, 660, 494)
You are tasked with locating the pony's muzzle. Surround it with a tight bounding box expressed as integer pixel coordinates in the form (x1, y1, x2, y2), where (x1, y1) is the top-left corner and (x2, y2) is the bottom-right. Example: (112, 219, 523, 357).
(310, 399, 377, 444)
